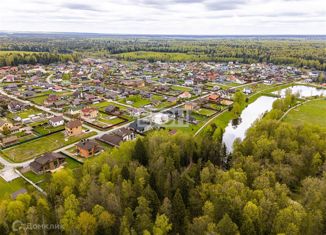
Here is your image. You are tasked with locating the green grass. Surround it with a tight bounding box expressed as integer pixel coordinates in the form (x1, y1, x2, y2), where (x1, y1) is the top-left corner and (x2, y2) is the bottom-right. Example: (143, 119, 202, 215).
(0, 178, 27, 199)
(30, 95, 48, 105)
(33, 124, 64, 135)
(171, 85, 192, 92)
(65, 157, 82, 170)
(284, 99, 326, 129)
(2, 131, 96, 162)
(7, 108, 43, 119)
(98, 116, 125, 125)
(23, 171, 46, 183)
(119, 95, 151, 108)
(195, 108, 216, 117)
(92, 101, 128, 111)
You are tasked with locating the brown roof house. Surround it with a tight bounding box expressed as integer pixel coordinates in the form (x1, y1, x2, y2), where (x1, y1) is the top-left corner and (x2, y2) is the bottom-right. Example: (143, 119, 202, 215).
(65, 119, 83, 136)
(76, 139, 103, 158)
(30, 152, 66, 174)
(81, 107, 98, 120)
(97, 128, 135, 147)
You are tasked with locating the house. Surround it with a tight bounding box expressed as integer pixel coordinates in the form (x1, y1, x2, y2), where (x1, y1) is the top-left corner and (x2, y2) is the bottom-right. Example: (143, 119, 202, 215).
(8, 102, 26, 113)
(30, 152, 66, 174)
(178, 91, 192, 99)
(0, 119, 13, 132)
(0, 135, 18, 147)
(76, 139, 103, 158)
(122, 79, 145, 87)
(97, 128, 135, 147)
(184, 102, 199, 111)
(49, 116, 64, 127)
(129, 120, 153, 134)
(243, 88, 252, 95)
(151, 113, 169, 125)
(167, 97, 178, 103)
(208, 94, 220, 103)
(105, 105, 121, 116)
(65, 119, 83, 136)
(184, 80, 194, 86)
(44, 94, 59, 106)
(81, 107, 98, 119)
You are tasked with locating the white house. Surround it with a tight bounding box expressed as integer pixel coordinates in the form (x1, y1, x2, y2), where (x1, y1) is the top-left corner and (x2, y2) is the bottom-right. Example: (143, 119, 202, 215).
(151, 113, 169, 125)
(49, 116, 65, 127)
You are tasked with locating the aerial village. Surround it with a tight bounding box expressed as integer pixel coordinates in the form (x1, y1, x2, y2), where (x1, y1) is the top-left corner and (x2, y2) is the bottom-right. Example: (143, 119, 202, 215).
(0, 58, 323, 197)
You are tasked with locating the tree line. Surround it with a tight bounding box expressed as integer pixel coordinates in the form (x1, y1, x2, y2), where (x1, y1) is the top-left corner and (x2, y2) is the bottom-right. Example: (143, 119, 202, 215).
(0, 52, 79, 67)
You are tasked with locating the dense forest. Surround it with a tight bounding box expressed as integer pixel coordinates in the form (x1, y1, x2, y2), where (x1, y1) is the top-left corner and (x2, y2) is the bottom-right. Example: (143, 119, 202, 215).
(0, 51, 79, 67)
(0, 34, 325, 70)
(1, 94, 326, 235)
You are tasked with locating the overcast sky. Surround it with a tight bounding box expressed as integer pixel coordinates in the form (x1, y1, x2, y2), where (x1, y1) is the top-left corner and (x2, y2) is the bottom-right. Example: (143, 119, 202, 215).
(0, 0, 325, 35)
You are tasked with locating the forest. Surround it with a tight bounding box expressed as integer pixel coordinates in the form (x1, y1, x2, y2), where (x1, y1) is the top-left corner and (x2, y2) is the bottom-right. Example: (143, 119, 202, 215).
(1, 94, 326, 235)
(0, 51, 79, 67)
(0, 34, 325, 70)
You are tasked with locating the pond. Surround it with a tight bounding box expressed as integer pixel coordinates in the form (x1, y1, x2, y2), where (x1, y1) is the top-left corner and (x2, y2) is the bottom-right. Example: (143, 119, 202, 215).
(274, 85, 326, 98)
(222, 96, 277, 153)
(222, 85, 326, 153)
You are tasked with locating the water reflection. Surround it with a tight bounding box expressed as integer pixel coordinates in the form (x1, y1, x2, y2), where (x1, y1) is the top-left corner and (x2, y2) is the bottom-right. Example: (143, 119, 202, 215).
(222, 96, 277, 153)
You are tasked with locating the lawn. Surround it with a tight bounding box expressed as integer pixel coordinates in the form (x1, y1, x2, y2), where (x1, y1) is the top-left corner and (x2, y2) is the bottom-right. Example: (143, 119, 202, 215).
(33, 124, 64, 135)
(0, 177, 27, 199)
(284, 99, 326, 129)
(2, 131, 96, 162)
(30, 95, 48, 105)
(92, 101, 128, 111)
(171, 85, 192, 92)
(195, 108, 217, 117)
(119, 95, 151, 108)
(7, 108, 43, 119)
(23, 171, 46, 184)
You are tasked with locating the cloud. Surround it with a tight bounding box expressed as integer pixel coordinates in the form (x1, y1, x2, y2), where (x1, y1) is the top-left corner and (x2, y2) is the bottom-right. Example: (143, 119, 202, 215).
(61, 3, 101, 12)
(0, 0, 325, 34)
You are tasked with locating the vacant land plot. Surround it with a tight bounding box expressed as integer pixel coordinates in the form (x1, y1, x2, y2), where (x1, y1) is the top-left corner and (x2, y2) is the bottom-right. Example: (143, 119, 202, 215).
(171, 85, 192, 92)
(195, 108, 216, 117)
(2, 131, 96, 162)
(0, 177, 27, 199)
(7, 108, 43, 120)
(284, 99, 326, 129)
(119, 95, 151, 108)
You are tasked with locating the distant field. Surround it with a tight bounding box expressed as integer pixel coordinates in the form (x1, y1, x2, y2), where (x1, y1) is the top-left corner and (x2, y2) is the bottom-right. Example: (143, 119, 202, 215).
(284, 99, 326, 129)
(115, 51, 210, 62)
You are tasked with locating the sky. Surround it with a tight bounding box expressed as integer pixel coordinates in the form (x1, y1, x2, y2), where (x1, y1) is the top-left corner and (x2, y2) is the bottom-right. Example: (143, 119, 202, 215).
(0, 0, 325, 35)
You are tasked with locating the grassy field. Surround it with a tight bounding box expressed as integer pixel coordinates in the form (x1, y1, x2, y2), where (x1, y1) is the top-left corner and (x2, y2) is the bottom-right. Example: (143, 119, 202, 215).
(92, 101, 128, 111)
(284, 99, 326, 129)
(171, 85, 192, 92)
(7, 108, 43, 119)
(119, 95, 151, 108)
(0, 177, 27, 199)
(33, 124, 64, 135)
(2, 131, 96, 162)
(195, 108, 217, 117)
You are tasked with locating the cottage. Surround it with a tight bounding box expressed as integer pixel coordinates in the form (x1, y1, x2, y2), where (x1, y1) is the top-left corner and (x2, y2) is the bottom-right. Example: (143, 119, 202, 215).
(129, 120, 153, 134)
(81, 107, 98, 119)
(105, 105, 121, 116)
(178, 91, 192, 99)
(97, 128, 135, 147)
(8, 102, 26, 113)
(76, 139, 103, 158)
(30, 152, 66, 174)
(44, 94, 59, 106)
(0, 135, 18, 147)
(208, 94, 220, 103)
(184, 102, 199, 111)
(65, 119, 83, 136)
(49, 116, 64, 127)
